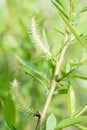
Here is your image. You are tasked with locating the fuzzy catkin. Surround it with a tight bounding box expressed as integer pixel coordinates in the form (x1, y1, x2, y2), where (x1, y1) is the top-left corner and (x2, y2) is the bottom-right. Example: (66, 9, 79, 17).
(29, 17, 52, 58)
(11, 79, 32, 114)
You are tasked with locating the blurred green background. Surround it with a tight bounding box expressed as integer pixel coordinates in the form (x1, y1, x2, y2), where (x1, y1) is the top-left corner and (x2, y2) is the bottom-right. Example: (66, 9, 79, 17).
(0, 0, 87, 130)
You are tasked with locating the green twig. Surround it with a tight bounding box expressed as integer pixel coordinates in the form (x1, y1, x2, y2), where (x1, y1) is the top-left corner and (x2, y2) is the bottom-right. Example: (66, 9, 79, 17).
(36, 43, 69, 130)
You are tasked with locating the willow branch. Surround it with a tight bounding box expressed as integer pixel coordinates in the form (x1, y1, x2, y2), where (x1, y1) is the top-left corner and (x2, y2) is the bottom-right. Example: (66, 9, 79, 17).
(36, 42, 69, 130)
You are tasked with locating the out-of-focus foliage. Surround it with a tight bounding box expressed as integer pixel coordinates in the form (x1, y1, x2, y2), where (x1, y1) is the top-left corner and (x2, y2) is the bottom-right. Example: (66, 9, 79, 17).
(0, 0, 87, 130)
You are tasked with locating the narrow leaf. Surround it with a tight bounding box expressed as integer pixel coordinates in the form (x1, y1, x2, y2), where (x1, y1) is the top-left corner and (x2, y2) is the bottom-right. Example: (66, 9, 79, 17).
(76, 105, 87, 117)
(55, 29, 65, 36)
(12, 126, 18, 130)
(74, 75, 87, 80)
(55, 0, 65, 9)
(51, 0, 68, 19)
(16, 55, 28, 65)
(61, 69, 67, 76)
(4, 94, 16, 128)
(57, 88, 68, 94)
(46, 114, 57, 130)
(16, 55, 47, 79)
(23, 64, 47, 79)
(79, 6, 87, 14)
(16, 54, 45, 66)
(74, 124, 87, 130)
(67, 86, 75, 116)
(65, 63, 71, 73)
(60, 13, 84, 47)
(16, 55, 48, 88)
(58, 68, 75, 82)
(22, 67, 47, 89)
(70, 62, 82, 67)
(56, 116, 87, 129)
(51, 0, 84, 47)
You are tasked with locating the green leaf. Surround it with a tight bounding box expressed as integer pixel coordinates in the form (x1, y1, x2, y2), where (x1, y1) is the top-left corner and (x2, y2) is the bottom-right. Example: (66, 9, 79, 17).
(12, 126, 17, 130)
(16, 55, 48, 89)
(59, 68, 75, 82)
(55, 29, 65, 36)
(74, 75, 87, 80)
(65, 63, 71, 73)
(55, 0, 65, 9)
(67, 86, 75, 116)
(61, 69, 67, 76)
(4, 94, 16, 128)
(57, 88, 68, 94)
(51, 0, 84, 47)
(56, 116, 87, 129)
(23, 64, 47, 79)
(16, 55, 29, 65)
(22, 66, 48, 89)
(60, 13, 84, 47)
(74, 124, 87, 130)
(79, 6, 87, 14)
(70, 62, 82, 67)
(46, 114, 57, 130)
(69, 59, 82, 67)
(76, 105, 87, 117)
(16, 54, 45, 66)
(51, 0, 68, 20)
(0, 98, 3, 109)
(48, 59, 55, 78)
(16, 55, 46, 79)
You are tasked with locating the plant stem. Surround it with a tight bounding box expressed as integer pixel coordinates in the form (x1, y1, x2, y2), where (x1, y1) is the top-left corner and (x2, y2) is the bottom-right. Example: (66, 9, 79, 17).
(36, 42, 69, 130)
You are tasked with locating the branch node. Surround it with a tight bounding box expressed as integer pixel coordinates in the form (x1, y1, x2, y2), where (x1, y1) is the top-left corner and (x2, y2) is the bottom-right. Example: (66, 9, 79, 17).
(54, 74, 59, 82)
(34, 111, 41, 119)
